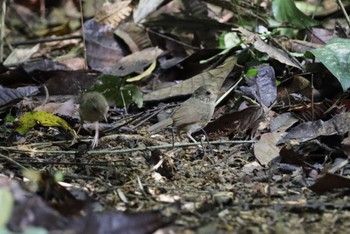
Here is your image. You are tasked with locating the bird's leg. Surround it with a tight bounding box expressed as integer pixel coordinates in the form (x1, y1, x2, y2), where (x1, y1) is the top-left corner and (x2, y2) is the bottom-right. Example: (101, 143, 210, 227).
(171, 127, 176, 148)
(186, 132, 198, 144)
(198, 129, 215, 164)
(91, 121, 99, 148)
(200, 128, 213, 153)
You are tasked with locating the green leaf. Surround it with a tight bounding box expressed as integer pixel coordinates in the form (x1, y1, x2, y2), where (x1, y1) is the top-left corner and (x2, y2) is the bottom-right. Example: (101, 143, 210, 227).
(54, 171, 64, 182)
(245, 68, 258, 77)
(0, 227, 48, 234)
(272, 0, 319, 29)
(23, 227, 48, 234)
(309, 38, 350, 91)
(92, 74, 143, 108)
(0, 227, 12, 234)
(121, 84, 143, 108)
(219, 32, 241, 49)
(4, 114, 15, 123)
(0, 188, 14, 227)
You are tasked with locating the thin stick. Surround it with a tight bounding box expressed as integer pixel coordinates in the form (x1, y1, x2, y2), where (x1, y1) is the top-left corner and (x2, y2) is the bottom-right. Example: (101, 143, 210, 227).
(215, 76, 243, 106)
(11, 35, 82, 46)
(79, 0, 88, 68)
(337, 0, 350, 28)
(120, 88, 128, 114)
(132, 104, 170, 130)
(0, 140, 256, 155)
(0, 0, 6, 62)
(0, 153, 27, 170)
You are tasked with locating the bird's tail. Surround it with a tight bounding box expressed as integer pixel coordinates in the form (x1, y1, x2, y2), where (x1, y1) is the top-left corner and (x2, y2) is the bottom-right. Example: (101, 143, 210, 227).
(147, 118, 173, 133)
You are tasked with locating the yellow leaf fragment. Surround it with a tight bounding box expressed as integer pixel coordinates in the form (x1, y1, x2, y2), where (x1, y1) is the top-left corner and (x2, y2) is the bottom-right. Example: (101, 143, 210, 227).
(15, 111, 76, 136)
(126, 57, 157, 82)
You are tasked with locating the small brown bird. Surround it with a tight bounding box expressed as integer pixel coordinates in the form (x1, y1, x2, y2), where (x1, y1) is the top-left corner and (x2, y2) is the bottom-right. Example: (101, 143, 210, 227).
(78, 92, 109, 148)
(148, 85, 218, 142)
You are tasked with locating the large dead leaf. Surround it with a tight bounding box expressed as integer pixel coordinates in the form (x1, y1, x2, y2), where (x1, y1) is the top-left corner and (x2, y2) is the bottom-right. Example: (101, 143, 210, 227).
(278, 112, 350, 144)
(110, 47, 163, 77)
(309, 173, 350, 192)
(270, 112, 299, 132)
(240, 65, 277, 107)
(203, 106, 263, 139)
(34, 98, 75, 116)
(2, 176, 170, 233)
(238, 27, 303, 70)
(4, 44, 40, 66)
(254, 132, 285, 166)
(84, 19, 124, 73)
(0, 86, 39, 111)
(143, 56, 237, 102)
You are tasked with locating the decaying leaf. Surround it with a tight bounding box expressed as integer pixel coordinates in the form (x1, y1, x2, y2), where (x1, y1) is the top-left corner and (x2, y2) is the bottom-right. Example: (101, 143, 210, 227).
(127, 58, 157, 82)
(95, 0, 132, 26)
(309, 173, 350, 192)
(270, 112, 299, 132)
(238, 27, 303, 69)
(109, 47, 163, 77)
(4, 44, 40, 66)
(2, 176, 170, 233)
(143, 56, 237, 102)
(114, 22, 152, 52)
(0, 86, 39, 112)
(240, 65, 277, 107)
(278, 112, 350, 144)
(203, 106, 264, 139)
(84, 19, 125, 73)
(15, 111, 75, 136)
(254, 132, 285, 165)
(34, 99, 75, 116)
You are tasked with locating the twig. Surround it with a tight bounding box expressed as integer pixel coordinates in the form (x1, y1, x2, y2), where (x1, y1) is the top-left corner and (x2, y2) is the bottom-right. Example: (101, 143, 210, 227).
(0, 159, 126, 167)
(39, 84, 50, 106)
(337, 0, 350, 28)
(79, 0, 88, 67)
(131, 104, 170, 130)
(0, 153, 27, 170)
(0, 140, 255, 155)
(145, 28, 200, 50)
(11, 35, 82, 46)
(0, 0, 6, 62)
(215, 75, 243, 106)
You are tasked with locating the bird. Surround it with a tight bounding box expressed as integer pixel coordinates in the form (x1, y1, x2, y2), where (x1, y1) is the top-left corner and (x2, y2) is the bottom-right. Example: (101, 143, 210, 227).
(147, 85, 218, 143)
(78, 91, 109, 148)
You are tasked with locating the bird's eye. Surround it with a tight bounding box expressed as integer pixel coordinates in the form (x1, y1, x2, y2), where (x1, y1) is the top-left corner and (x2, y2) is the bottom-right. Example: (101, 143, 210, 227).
(206, 91, 211, 95)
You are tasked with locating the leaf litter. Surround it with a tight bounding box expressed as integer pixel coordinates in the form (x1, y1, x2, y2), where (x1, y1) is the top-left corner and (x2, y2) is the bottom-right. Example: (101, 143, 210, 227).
(2, 0, 350, 233)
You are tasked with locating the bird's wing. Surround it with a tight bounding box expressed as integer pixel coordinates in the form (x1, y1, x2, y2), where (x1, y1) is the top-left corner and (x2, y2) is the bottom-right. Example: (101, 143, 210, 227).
(147, 118, 173, 132)
(172, 105, 202, 127)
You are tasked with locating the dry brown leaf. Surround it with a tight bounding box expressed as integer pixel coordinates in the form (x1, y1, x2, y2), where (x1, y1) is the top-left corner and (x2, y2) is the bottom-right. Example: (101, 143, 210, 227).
(254, 132, 285, 166)
(95, 0, 133, 26)
(237, 27, 303, 70)
(143, 56, 237, 102)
